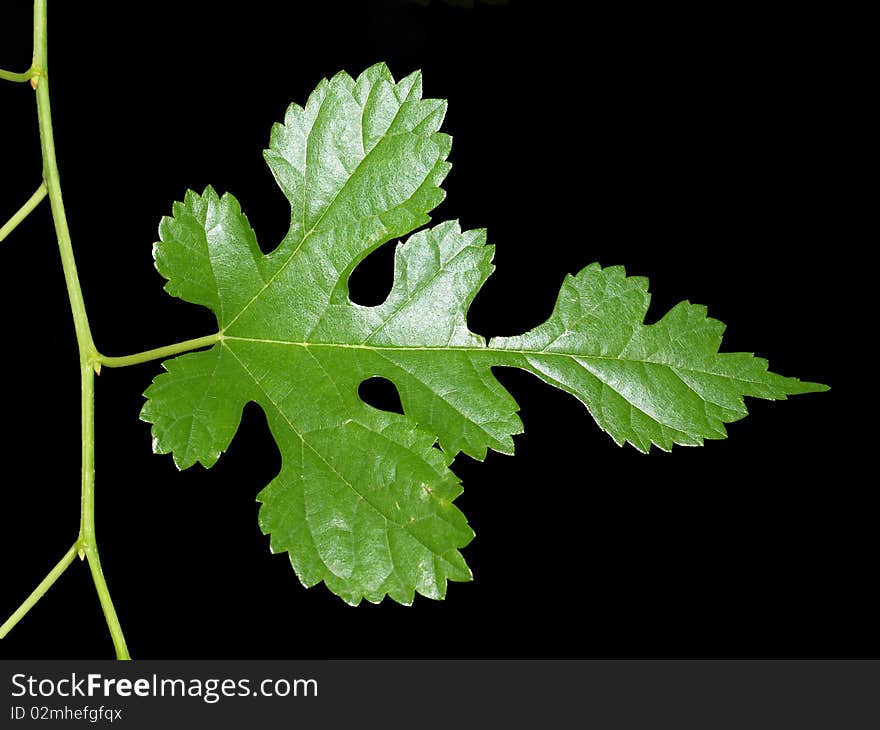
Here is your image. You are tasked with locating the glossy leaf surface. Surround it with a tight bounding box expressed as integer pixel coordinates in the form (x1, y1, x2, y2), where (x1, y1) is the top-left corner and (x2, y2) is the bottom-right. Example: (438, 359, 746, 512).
(142, 64, 825, 605)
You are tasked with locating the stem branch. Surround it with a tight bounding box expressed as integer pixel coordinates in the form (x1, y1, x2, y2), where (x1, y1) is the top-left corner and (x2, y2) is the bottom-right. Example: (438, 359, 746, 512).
(0, 182, 48, 242)
(0, 543, 78, 640)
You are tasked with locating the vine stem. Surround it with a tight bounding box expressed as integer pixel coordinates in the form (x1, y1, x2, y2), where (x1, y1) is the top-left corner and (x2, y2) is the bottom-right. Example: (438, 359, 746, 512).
(77, 359, 129, 656)
(0, 0, 132, 659)
(2, 1, 222, 658)
(0, 182, 47, 242)
(33, 0, 129, 660)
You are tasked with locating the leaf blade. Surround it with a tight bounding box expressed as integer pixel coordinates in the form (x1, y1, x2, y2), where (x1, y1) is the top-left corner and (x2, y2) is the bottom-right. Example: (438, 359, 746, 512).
(143, 66, 826, 606)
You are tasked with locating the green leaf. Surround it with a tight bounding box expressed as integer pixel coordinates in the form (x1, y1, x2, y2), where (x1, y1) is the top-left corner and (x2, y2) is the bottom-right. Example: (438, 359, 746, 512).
(490, 264, 826, 452)
(142, 63, 825, 605)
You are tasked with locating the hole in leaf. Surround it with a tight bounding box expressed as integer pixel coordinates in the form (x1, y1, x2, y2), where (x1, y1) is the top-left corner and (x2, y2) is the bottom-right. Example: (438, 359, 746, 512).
(348, 243, 396, 306)
(358, 377, 404, 415)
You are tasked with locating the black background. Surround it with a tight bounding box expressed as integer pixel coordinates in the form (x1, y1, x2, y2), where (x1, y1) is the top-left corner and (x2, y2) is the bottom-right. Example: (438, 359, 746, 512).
(0, 2, 858, 659)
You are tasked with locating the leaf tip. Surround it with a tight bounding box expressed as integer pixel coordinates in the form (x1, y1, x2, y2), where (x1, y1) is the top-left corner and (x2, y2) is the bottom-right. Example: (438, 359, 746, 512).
(794, 379, 830, 394)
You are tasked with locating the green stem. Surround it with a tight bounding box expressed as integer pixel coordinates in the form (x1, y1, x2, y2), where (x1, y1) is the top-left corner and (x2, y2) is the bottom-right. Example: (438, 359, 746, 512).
(77, 360, 130, 658)
(0, 182, 47, 242)
(0, 65, 38, 83)
(96, 332, 222, 369)
(32, 0, 129, 660)
(34, 3, 94, 358)
(0, 543, 78, 640)
(82, 545, 129, 658)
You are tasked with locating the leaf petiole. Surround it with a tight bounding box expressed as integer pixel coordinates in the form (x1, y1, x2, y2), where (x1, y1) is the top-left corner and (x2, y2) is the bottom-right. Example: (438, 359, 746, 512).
(0, 64, 40, 83)
(0, 181, 48, 243)
(95, 332, 223, 370)
(0, 542, 79, 640)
